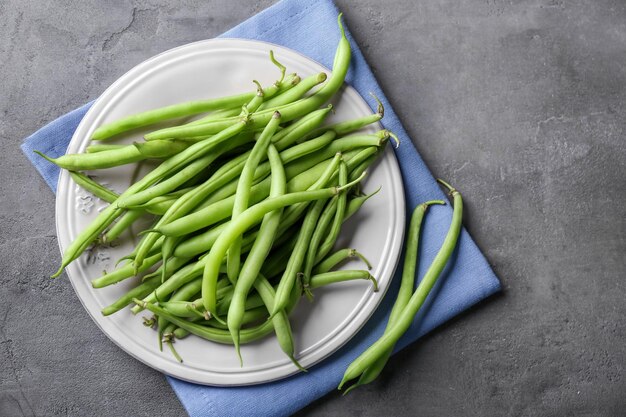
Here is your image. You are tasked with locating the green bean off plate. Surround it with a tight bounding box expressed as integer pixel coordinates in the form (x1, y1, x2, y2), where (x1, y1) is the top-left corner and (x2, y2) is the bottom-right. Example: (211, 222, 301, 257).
(55, 39, 406, 386)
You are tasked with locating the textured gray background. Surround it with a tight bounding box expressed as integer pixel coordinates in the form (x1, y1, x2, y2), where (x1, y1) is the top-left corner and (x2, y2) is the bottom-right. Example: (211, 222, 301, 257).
(1, 0, 625, 416)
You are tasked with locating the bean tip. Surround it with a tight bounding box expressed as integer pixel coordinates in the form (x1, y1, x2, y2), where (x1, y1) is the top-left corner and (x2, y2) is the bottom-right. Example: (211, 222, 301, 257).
(337, 13, 346, 38)
(369, 92, 385, 117)
(436, 178, 457, 195)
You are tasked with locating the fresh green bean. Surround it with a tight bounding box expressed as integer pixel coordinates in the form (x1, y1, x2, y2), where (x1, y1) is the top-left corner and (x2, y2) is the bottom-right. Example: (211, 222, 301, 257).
(103, 210, 144, 243)
(198, 306, 268, 330)
(145, 122, 331, 254)
(228, 142, 285, 359)
(313, 248, 372, 275)
(228, 112, 282, 281)
(35, 140, 189, 171)
(313, 161, 349, 265)
(260, 232, 299, 279)
(217, 292, 264, 317)
(304, 94, 384, 141)
(339, 181, 462, 391)
(302, 197, 337, 294)
(85, 143, 126, 153)
(68, 171, 118, 203)
(272, 196, 328, 316)
(259, 72, 327, 110)
(308, 270, 378, 291)
(254, 274, 305, 370)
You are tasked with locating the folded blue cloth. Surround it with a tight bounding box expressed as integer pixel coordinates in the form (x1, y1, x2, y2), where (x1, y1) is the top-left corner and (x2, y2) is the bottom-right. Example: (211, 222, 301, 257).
(22, 0, 501, 415)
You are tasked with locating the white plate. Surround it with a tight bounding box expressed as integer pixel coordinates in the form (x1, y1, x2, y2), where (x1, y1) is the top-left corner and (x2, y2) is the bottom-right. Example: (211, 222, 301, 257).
(56, 39, 405, 386)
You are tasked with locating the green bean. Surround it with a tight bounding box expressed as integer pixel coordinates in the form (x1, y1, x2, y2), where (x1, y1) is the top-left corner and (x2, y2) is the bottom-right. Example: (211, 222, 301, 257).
(173, 327, 191, 340)
(304, 94, 385, 141)
(272, 105, 333, 148)
(348, 152, 379, 183)
(254, 274, 305, 370)
(35, 140, 189, 171)
(313, 162, 349, 265)
(344, 200, 445, 392)
(144, 15, 350, 140)
(103, 210, 144, 243)
(345, 187, 381, 220)
(202, 173, 365, 321)
(302, 197, 337, 294)
(313, 248, 372, 275)
(137, 196, 176, 216)
(91, 253, 161, 288)
(101, 276, 161, 316)
(228, 112, 282, 281)
(159, 236, 180, 282)
(308, 270, 378, 291)
(272, 196, 328, 316)
(68, 171, 118, 203)
(259, 72, 327, 110)
(228, 142, 285, 359)
(339, 181, 463, 391)
(85, 143, 126, 153)
(91, 76, 296, 141)
(178, 106, 333, 217)
(161, 299, 208, 319)
(170, 277, 204, 303)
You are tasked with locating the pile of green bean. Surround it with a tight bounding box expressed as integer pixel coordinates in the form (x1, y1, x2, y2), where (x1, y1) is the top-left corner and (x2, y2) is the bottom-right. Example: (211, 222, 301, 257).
(39, 15, 391, 368)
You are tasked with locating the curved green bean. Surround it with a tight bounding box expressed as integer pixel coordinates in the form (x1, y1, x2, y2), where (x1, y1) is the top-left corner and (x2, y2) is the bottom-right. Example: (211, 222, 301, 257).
(228, 142, 286, 360)
(227, 111, 282, 281)
(339, 181, 462, 391)
(313, 248, 372, 275)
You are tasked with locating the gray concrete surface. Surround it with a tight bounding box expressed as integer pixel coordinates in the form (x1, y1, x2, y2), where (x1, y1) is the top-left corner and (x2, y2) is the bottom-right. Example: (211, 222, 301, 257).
(1, 0, 625, 416)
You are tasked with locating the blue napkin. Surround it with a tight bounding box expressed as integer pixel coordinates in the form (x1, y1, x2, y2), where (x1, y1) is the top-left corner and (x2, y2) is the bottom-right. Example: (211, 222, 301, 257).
(22, 0, 501, 415)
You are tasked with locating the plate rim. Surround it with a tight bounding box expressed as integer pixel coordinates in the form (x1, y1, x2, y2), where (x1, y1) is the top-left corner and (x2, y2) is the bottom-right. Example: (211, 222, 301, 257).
(55, 37, 406, 386)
